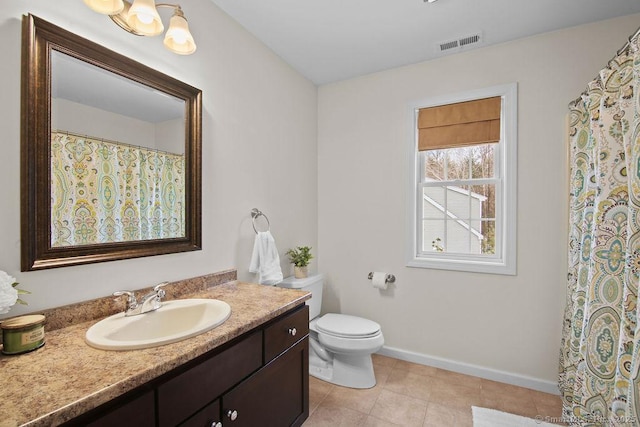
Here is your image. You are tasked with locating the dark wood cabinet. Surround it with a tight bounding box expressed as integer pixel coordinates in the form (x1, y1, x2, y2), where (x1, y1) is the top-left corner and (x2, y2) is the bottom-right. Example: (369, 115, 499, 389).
(223, 338, 308, 427)
(180, 399, 221, 427)
(157, 331, 262, 427)
(264, 304, 310, 363)
(85, 390, 155, 427)
(64, 304, 309, 427)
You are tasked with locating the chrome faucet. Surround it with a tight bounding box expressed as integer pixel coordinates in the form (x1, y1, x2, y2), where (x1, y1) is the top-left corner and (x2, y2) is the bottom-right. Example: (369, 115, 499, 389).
(113, 282, 168, 316)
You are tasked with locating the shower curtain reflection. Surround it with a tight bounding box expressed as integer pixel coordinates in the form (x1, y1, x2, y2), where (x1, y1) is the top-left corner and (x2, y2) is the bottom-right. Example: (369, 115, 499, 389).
(50, 131, 185, 246)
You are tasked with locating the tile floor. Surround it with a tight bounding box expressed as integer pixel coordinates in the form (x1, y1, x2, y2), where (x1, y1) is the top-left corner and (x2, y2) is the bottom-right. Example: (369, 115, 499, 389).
(303, 354, 564, 427)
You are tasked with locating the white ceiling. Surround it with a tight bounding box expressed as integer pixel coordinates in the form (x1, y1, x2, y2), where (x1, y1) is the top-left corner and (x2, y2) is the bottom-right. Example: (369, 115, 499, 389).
(210, 0, 640, 85)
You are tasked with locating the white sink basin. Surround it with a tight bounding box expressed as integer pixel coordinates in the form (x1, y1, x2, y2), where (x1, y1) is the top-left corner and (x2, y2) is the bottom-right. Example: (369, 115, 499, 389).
(85, 299, 231, 350)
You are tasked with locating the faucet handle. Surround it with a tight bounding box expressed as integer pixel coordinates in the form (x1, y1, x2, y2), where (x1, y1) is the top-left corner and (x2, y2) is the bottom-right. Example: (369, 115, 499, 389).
(153, 282, 168, 299)
(113, 290, 137, 308)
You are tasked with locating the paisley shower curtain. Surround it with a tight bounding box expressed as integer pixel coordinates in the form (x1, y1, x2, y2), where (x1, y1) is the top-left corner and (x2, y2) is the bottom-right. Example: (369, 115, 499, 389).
(50, 131, 185, 246)
(559, 34, 640, 426)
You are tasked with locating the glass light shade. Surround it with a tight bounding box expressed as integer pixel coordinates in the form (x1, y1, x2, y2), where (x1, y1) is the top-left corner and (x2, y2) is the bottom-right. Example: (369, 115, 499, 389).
(126, 0, 164, 36)
(163, 14, 196, 55)
(84, 0, 125, 15)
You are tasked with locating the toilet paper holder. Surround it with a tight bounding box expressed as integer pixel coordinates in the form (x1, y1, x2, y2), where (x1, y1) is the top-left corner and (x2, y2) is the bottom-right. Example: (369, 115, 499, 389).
(367, 272, 395, 284)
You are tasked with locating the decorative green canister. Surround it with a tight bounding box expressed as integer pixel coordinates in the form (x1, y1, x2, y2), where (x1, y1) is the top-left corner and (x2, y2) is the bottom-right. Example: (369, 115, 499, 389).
(1, 314, 45, 355)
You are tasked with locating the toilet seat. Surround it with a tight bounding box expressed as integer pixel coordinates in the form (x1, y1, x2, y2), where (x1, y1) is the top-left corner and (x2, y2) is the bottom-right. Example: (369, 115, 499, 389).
(316, 313, 381, 339)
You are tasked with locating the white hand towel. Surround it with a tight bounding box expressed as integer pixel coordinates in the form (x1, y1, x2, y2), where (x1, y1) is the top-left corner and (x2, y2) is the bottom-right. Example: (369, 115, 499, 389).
(249, 231, 283, 285)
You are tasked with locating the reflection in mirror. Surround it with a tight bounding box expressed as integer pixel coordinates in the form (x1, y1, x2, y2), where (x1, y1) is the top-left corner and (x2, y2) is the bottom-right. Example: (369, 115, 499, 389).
(21, 14, 202, 271)
(50, 51, 186, 247)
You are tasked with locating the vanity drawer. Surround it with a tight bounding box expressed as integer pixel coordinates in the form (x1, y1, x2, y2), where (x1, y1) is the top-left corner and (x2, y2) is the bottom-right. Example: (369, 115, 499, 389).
(264, 305, 309, 362)
(157, 331, 262, 427)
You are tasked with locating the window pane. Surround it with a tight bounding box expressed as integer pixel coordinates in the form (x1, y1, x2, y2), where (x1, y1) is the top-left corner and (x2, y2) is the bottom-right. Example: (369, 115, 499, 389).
(469, 184, 496, 220)
(441, 146, 470, 180)
(423, 186, 446, 219)
(445, 219, 473, 253)
(422, 220, 445, 252)
(470, 144, 496, 179)
(426, 144, 496, 181)
(424, 150, 446, 181)
(448, 185, 473, 222)
(480, 220, 496, 254)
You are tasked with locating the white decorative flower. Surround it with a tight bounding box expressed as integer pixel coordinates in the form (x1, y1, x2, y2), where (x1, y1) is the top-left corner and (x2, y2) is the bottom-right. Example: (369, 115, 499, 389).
(0, 270, 19, 314)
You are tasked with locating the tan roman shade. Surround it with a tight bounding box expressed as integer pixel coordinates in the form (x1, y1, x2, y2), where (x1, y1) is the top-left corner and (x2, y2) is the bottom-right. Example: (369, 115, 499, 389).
(418, 96, 501, 151)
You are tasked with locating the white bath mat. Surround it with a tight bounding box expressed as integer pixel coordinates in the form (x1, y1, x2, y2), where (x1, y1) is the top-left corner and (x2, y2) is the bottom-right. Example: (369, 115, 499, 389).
(472, 406, 561, 427)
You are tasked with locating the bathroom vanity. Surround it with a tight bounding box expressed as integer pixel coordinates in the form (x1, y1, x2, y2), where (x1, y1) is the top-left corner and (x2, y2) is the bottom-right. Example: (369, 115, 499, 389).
(0, 276, 310, 427)
(71, 305, 309, 426)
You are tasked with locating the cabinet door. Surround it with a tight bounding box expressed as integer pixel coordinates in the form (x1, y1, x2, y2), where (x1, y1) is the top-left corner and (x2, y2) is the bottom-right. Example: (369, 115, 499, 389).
(157, 331, 262, 427)
(222, 337, 309, 427)
(85, 390, 155, 427)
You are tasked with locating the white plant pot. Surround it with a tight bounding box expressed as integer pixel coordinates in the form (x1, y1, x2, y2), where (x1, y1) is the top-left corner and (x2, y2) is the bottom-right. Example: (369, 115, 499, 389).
(294, 266, 308, 279)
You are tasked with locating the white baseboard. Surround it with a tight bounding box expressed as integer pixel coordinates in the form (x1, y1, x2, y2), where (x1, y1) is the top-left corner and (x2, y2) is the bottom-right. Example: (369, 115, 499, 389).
(376, 345, 559, 395)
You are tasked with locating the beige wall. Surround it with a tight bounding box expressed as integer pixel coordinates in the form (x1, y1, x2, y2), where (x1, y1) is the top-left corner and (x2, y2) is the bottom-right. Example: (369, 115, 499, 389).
(0, 0, 317, 313)
(52, 98, 158, 148)
(317, 14, 640, 391)
(53, 99, 184, 153)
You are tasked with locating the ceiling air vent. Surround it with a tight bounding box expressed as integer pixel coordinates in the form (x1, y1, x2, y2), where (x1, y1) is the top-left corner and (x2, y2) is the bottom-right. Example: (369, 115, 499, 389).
(436, 32, 483, 53)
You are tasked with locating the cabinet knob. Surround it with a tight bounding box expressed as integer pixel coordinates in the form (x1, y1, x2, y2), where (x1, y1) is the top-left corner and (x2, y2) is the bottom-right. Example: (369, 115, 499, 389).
(227, 409, 238, 421)
(288, 327, 297, 336)
(210, 422, 222, 427)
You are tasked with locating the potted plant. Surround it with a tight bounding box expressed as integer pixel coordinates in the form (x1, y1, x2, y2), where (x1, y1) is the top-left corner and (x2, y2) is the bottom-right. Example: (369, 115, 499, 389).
(286, 246, 313, 279)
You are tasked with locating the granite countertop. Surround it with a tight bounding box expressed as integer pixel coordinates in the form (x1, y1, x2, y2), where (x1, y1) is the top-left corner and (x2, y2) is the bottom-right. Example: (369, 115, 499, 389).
(0, 280, 310, 427)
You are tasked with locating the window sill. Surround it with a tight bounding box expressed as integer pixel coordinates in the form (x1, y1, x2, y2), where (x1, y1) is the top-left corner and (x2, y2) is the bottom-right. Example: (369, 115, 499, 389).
(406, 256, 516, 275)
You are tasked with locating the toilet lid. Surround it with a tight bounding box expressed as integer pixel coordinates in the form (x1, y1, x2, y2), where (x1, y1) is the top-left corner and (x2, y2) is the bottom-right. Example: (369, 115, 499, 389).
(315, 313, 381, 338)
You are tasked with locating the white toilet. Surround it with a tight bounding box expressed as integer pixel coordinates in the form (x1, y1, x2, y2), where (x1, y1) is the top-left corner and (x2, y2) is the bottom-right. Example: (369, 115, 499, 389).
(277, 274, 384, 389)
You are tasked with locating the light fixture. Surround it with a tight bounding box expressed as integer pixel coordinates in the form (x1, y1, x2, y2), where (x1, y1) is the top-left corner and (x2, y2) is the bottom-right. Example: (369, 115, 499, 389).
(126, 0, 164, 36)
(163, 7, 196, 55)
(84, 0, 125, 15)
(84, 0, 197, 55)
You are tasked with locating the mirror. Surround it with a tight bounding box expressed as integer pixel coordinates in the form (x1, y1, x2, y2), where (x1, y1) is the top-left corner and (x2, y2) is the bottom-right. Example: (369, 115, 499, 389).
(21, 14, 202, 271)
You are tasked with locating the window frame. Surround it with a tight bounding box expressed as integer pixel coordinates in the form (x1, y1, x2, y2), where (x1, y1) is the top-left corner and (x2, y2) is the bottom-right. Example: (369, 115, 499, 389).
(406, 83, 517, 275)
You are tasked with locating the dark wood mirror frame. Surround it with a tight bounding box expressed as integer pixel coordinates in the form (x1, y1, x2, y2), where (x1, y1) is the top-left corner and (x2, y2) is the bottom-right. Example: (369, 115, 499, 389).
(21, 14, 202, 271)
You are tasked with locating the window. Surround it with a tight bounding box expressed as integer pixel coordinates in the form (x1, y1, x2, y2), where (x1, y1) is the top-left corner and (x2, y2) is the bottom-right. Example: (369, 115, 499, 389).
(406, 84, 517, 275)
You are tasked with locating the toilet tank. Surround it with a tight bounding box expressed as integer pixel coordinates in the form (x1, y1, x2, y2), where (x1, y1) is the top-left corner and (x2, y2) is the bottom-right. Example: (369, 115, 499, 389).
(277, 274, 324, 320)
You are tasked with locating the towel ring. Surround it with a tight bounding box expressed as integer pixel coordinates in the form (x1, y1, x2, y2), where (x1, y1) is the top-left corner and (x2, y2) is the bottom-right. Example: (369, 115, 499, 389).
(251, 208, 270, 234)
